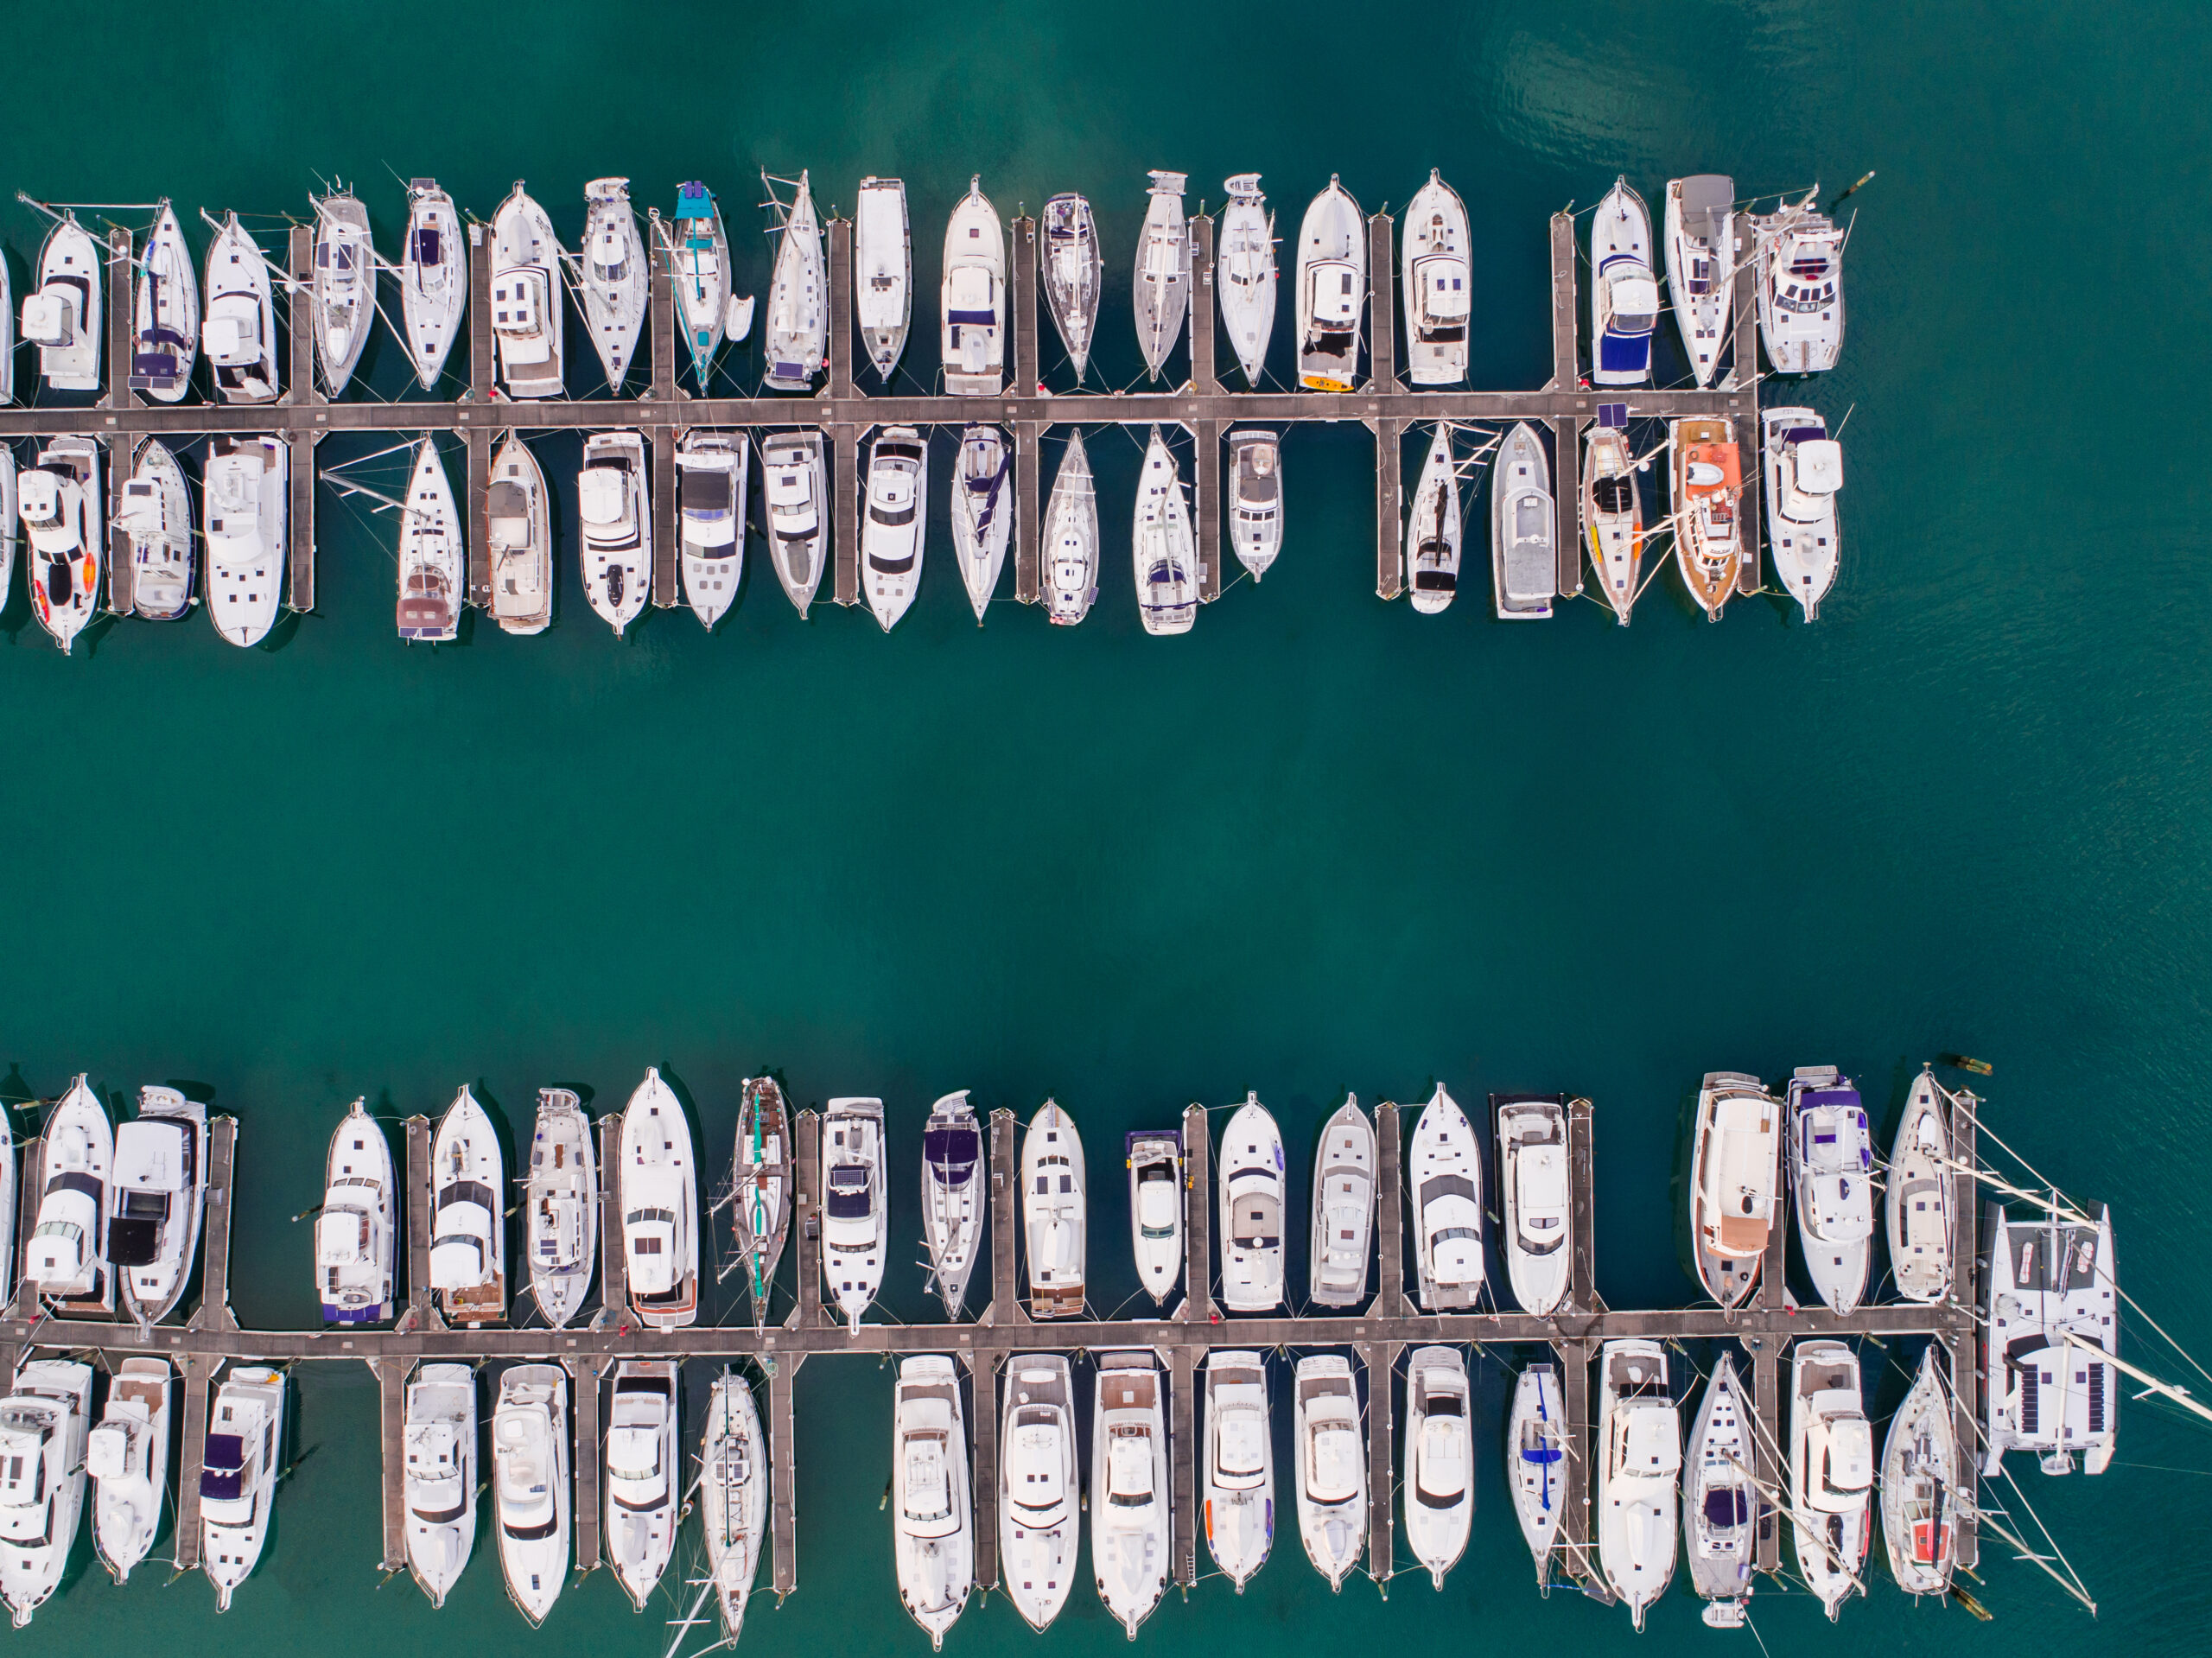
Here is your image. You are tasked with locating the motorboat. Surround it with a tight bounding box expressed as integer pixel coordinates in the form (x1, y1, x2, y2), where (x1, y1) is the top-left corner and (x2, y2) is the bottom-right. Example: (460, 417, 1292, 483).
(940, 178, 1004, 395)
(1403, 169, 1471, 385)
(606, 1358, 679, 1608)
(1789, 1340, 1872, 1618)
(429, 1086, 505, 1326)
(732, 1076, 792, 1325)
(763, 170, 826, 391)
(1042, 431, 1099, 625)
(118, 438, 194, 619)
(893, 1355, 973, 1648)
(1762, 407, 1843, 620)
(316, 1097, 393, 1324)
(487, 432, 552, 634)
(1787, 1065, 1874, 1315)
(1881, 1345, 1959, 1596)
(88, 1356, 171, 1584)
(677, 428, 748, 630)
(579, 429, 649, 635)
(1583, 421, 1645, 624)
(403, 1362, 477, 1608)
(1000, 1355, 1078, 1631)
(1491, 420, 1555, 619)
(1408, 1083, 1484, 1311)
(200, 1363, 284, 1610)
(1590, 179, 1658, 386)
(822, 1096, 887, 1330)
(1133, 426, 1198, 636)
(855, 177, 912, 384)
(921, 1091, 984, 1318)
(667, 181, 732, 391)
(1404, 1346, 1472, 1588)
(1404, 422, 1459, 613)
(1218, 1093, 1286, 1312)
(1021, 1100, 1086, 1318)
(1886, 1068, 1954, 1303)
(1293, 1354, 1363, 1588)
(1228, 429, 1282, 580)
(490, 184, 565, 399)
(1133, 169, 1191, 379)
(0, 1359, 92, 1626)
(1296, 176, 1365, 391)
(399, 179, 466, 389)
(23, 212, 100, 391)
(1690, 1071, 1781, 1308)
(109, 1085, 206, 1324)
(1125, 1128, 1183, 1305)
(1217, 174, 1277, 385)
(1671, 417, 1742, 619)
(203, 212, 277, 403)
(1597, 1339, 1679, 1629)
(621, 1068, 697, 1330)
(1751, 187, 1846, 373)
(524, 1088, 596, 1331)
(950, 423, 1013, 620)
(22, 437, 103, 652)
(760, 431, 828, 615)
(1308, 1097, 1374, 1307)
(397, 437, 461, 642)
(310, 188, 374, 397)
(130, 200, 199, 401)
(1983, 1200, 2118, 1475)
(493, 1363, 569, 1625)
(202, 433, 287, 647)
(1040, 192, 1101, 378)
(579, 178, 647, 391)
(1494, 1092, 1570, 1316)
(863, 423, 927, 632)
(1507, 1363, 1566, 1588)
(25, 1074, 111, 1310)
(1091, 1351, 1168, 1636)
(1664, 175, 1737, 387)
(1203, 1350, 1272, 1590)
(701, 1371, 767, 1642)
(1684, 1352, 1758, 1626)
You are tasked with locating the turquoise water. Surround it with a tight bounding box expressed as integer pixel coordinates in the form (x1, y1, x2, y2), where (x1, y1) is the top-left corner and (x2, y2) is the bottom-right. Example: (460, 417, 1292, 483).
(2, 0, 2209, 1654)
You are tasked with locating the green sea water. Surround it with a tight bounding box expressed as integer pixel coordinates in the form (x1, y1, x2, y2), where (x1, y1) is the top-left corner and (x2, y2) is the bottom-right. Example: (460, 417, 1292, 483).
(2, 0, 2209, 1653)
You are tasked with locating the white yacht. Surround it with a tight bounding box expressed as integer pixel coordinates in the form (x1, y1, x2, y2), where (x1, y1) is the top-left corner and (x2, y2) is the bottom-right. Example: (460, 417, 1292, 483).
(110, 1084, 206, 1324)
(1228, 429, 1282, 580)
(701, 1371, 767, 1642)
(761, 430, 828, 616)
(1296, 176, 1366, 391)
(607, 1358, 679, 1609)
(855, 177, 912, 384)
(1133, 169, 1191, 379)
(578, 177, 647, 391)
(1091, 1351, 1169, 1636)
(1788, 1066, 1874, 1314)
(203, 212, 277, 403)
(1583, 421, 1645, 624)
(1491, 419, 1555, 619)
(1000, 1355, 1078, 1631)
(1597, 1339, 1679, 1629)
(1125, 1128, 1183, 1305)
(1042, 430, 1099, 625)
(1751, 187, 1846, 373)
(1671, 416, 1743, 620)
(1219, 1093, 1286, 1312)
(318, 1097, 394, 1324)
(1402, 169, 1471, 385)
(202, 433, 287, 647)
(1790, 1340, 1872, 1618)
(397, 436, 461, 642)
(1887, 1068, 1954, 1304)
(1040, 192, 1102, 378)
(524, 1088, 596, 1330)
(1495, 1093, 1570, 1316)
(1690, 1070, 1781, 1308)
(1590, 179, 1658, 386)
(88, 1356, 171, 1584)
(893, 1355, 973, 1648)
(1508, 1363, 1566, 1588)
(487, 432, 551, 634)
(130, 200, 199, 402)
(1762, 407, 1843, 619)
(668, 181, 732, 391)
(1134, 425, 1198, 636)
(429, 1086, 505, 1326)
(490, 184, 565, 398)
(493, 1363, 569, 1625)
(403, 1362, 476, 1608)
(822, 1096, 887, 1330)
(677, 428, 747, 630)
(1683, 1352, 1757, 1626)
(399, 179, 466, 389)
(921, 1092, 983, 1318)
(1293, 1354, 1363, 1588)
(580, 430, 649, 635)
(950, 423, 1013, 620)
(941, 178, 1005, 395)
(311, 188, 374, 397)
(1308, 1097, 1374, 1307)
(1404, 422, 1460, 613)
(1408, 1083, 1484, 1311)
(200, 1363, 284, 1610)
(732, 1077, 792, 1326)
(26, 1073, 111, 1309)
(1217, 174, 1277, 385)
(1664, 175, 1737, 388)
(23, 212, 100, 391)
(763, 170, 826, 391)
(1881, 1345, 1960, 1597)
(118, 438, 194, 620)
(863, 423, 927, 632)
(22, 437, 103, 653)
(1203, 1350, 1272, 1590)
(1984, 1200, 2118, 1475)
(1021, 1100, 1086, 1318)
(0, 1359, 92, 1626)
(1404, 1346, 1472, 1588)
(621, 1067, 698, 1330)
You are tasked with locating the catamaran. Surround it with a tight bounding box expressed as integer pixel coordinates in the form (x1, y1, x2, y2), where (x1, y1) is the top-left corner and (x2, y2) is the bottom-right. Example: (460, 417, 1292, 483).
(403, 1362, 477, 1608)
(1763, 406, 1843, 620)
(1042, 431, 1099, 625)
(606, 1358, 680, 1608)
(1405, 422, 1460, 613)
(200, 1363, 285, 1610)
(1664, 175, 1737, 387)
(429, 1086, 505, 1326)
(1508, 1363, 1566, 1589)
(310, 187, 374, 397)
(1296, 176, 1365, 391)
(1294, 1354, 1364, 1588)
(1308, 1097, 1374, 1307)
(1217, 174, 1277, 385)
(700, 1370, 767, 1642)
(921, 1091, 983, 1318)
(855, 177, 912, 384)
(893, 1355, 973, 1648)
(1404, 1346, 1472, 1588)
(1683, 1352, 1758, 1626)
(317, 1098, 393, 1324)
(1984, 1198, 2119, 1475)
(1790, 1340, 1873, 1619)
(493, 1364, 569, 1626)
(1787, 1065, 1874, 1314)
(942, 178, 1005, 395)
(1583, 421, 1645, 623)
(1134, 426, 1198, 636)
(399, 179, 466, 389)
(88, 1356, 171, 1585)
(621, 1068, 698, 1330)
(1403, 169, 1471, 384)
(863, 424, 927, 632)
(677, 428, 747, 630)
(397, 437, 461, 642)
(1491, 420, 1555, 619)
(761, 430, 828, 615)
(823, 1096, 887, 1330)
(490, 184, 565, 399)
(1228, 429, 1282, 580)
(1133, 169, 1191, 379)
(1000, 1355, 1078, 1631)
(0, 1359, 93, 1626)
(202, 434, 286, 647)
(1671, 416, 1742, 620)
(1590, 179, 1658, 385)
(579, 430, 649, 635)
(1597, 1339, 1679, 1629)
(1091, 1351, 1169, 1636)
(763, 170, 826, 391)
(1040, 192, 1101, 378)
(130, 200, 199, 401)
(1203, 1350, 1273, 1590)
(1751, 187, 1846, 373)
(24, 1074, 111, 1311)
(579, 178, 647, 391)
(1218, 1093, 1286, 1312)
(1023, 1100, 1086, 1317)
(108, 1084, 206, 1324)
(22, 437, 103, 652)
(951, 424, 1014, 620)
(1690, 1070, 1781, 1308)
(732, 1076, 792, 1326)
(1408, 1083, 1484, 1311)
(118, 439, 193, 620)
(1887, 1068, 1954, 1303)
(487, 432, 551, 634)
(1125, 1128, 1183, 1305)
(667, 181, 733, 390)
(24, 211, 100, 391)
(524, 1088, 596, 1330)
(203, 212, 277, 402)
(1495, 1092, 1570, 1316)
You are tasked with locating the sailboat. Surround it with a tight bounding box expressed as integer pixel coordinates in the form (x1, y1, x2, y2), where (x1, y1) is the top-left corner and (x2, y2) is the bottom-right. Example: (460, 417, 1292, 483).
(118, 439, 193, 620)
(760, 431, 828, 616)
(403, 1363, 477, 1608)
(1125, 1128, 1183, 1305)
(1583, 421, 1645, 624)
(310, 187, 375, 397)
(1022, 1100, 1086, 1318)
(1295, 176, 1365, 391)
(920, 1091, 983, 1318)
(1689, 1070, 1781, 1308)
(1491, 420, 1555, 619)
(620, 1068, 698, 1331)
(762, 170, 826, 391)
(731, 1076, 792, 1325)
(950, 424, 1013, 620)
(399, 179, 466, 389)
(1408, 1083, 1484, 1311)
(941, 178, 1005, 395)
(667, 181, 732, 391)
(486, 432, 551, 634)
(1218, 1093, 1286, 1312)
(1789, 1340, 1873, 1619)
(1403, 1346, 1472, 1588)
(1590, 178, 1658, 386)
(1751, 187, 1847, 373)
(1664, 175, 1737, 387)
(1091, 1351, 1169, 1636)
(107, 1085, 206, 1324)
(1683, 1352, 1758, 1626)
(1402, 169, 1471, 385)
(579, 430, 649, 635)
(1203, 1350, 1273, 1589)
(863, 424, 927, 632)
(1885, 1068, 1954, 1303)
(1133, 426, 1198, 637)
(1786, 1065, 1874, 1315)
(855, 177, 912, 383)
(1494, 1092, 1570, 1316)
(1307, 1098, 1374, 1307)
(130, 200, 199, 402)
(1404, 423, 1459, 613)
(87, 1357, 171, 1585)
(203, 212, 277, 402)
(493, 1364, 569, 1626)
(1597, 1339, 1679, 1628)
(0, 1359, 93, 1626)
(24, 1075, 111, 1311)
(23, 211, 100, 391)
(1217, 174, 1277, 385)
(1293, 1354, 1364, 1588)
(1133, 169, 1191, 379)
(892, 1355, 973, 1648)
(316, 1098, 393, 1325)
(397, 437, 461, 642)
(429, 1086, 505, 1326)
(700, 1371, 767, 1642)
(200, 1363, 286, 1610)
(822, 1096, 887, 1330)
(524, 1088, 596, 1331)
(21, 437, 103, 653)
(677, 429, 747, 630)
(579, 177, 648, 391)
(201, 434, 286, 647)
(606, 1359, 680, 1608)
(1040, 192, 1101, 378)
(1042, 431, 1099, 625)
(1000, 1354, 1078, 1631)
(1228, 429, 1282, 580)
(489, 184, 565, 399)
(1880, 1346, 1959, 1596)
(1763, 406, 1844, 619)
(1508, 1364, 1566, 1589)
(1670, 416, 1742, 619)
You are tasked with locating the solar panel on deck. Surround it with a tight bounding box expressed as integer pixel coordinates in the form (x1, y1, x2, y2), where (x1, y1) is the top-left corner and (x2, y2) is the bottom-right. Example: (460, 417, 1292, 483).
(1598, 403, 1629, 429)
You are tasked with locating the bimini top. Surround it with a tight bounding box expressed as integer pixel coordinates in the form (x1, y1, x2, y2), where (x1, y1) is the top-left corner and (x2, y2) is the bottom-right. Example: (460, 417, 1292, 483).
(1678, 175, 1736, 242)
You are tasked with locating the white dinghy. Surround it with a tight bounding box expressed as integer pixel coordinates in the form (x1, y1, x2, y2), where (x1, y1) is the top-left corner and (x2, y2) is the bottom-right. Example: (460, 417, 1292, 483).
(1203, 1350, 1273, 1590)
(1000, 1355, 1079, 1631)
(1125, 1128, 1183, 1305)
(855, 176, 912, 384)
(893, 1355, 973, 1649)
(88, 1357, 171, 1585)
(1217, 174, 1277, 385)
(1040, 192, 1102, 378)
(1683, 1352, 1758, 1626)
(1404, 422, 1459, 613)
(397, 437, 461, 642)
(677, 429, 748, 630)
(202, 434, 286, 647)
(1133, 426, 1198, 637)
(311, 187, 375, 397)
(1763, 406, 1843, 619)
(1402, 169, 1471, 385)
(1885, 1067, 1954, 1303)
(118, 438, 193, 620)
(1091, 1351, 1170, 1636)
(1308, 1098, 1374, 1308)
(1133, 169, 1191, 379)
(941, 178, 1005, 395)
(1217, 1093, 1286, 1312)
(1403, 1345, 1472, 1588)
(130, 200, 199, 402)
(399, 179, 466, 389)
(579, 430, 649, 635)
(579, 178, 648, 391)
(950, 423, 1014, 620)
(524, 1088, 596, 1330)
(1042, 431, 1099, 625)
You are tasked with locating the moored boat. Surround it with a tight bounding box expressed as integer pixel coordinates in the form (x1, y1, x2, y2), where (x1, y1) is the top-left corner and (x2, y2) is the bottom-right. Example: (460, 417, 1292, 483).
(1042, 430, 1099, 625)
(23, 212, 100, 391)
(921, 1092, 983, 1318)
(579, 429, 649, 635)
(1590, 179, 1658, 386)
(1404, 422, 1459, 613)
(1762, 406, 1843, 620)
(1880, 1345, 1960, 1596)
(310, 187, 374, 397)
(24, 1075, 111, 1311)
(1690, 1070, 1781, 1308)
(822, 1096, 887, 1330)
(317, 1097, 394, 1324)
(1203, 1350, 1273, 1590)
(950, 423, 1013, 621)
(399, 179, 466, 390)
(203, 212, 278, 403)
(1751, 187, 1846, 373)
(1404, 1345, 1472, 1588)
(1508, 1363, 1566, 1589)
(761, 430, 828, 616)
(1133, 426, 1198, 636)
(88, 1356, 172, 1585)
(0, 1358, 94, 1626)
(677, 428, 748, 630)
(493, 1363, 569, 1626)
(489, 184, 565, 399)
(1408, 1083, 1484, 1311)
(200, 1363, 285, 1610)
(1133, 169, 1192, 379)
(1664, 175, 1737, 388)
(1022, 1100, 1086, 1318)
(1295, 176, 1365, 391)
(1670, 416, 1742, 620)
(1886, 1068, 1954, 1304)
(1789, 1339, 1873, 1619)
(397, 437, 461, 642)
(130, 200, 199, 402)
(1402, 169, 1471, 385)
(999, 1354, 1078, 1630)
(1125, 1128, 1183, 1306)
(1308, 1098, 1374, 1308)
(578, 177, 648, 391)
(732, 1076, 792, 1325)
(429, 1087, 505, 1326)
(701, 1370, 767, 1642)
(1218, 1094, 1286, 1312)
(863, 424, 927, 632)
(1217, 174, 1277, 386)
(109, 1084, 207, 1324)
(1983, 1200, 2118, 1475)
(763, 171, 826, 391)
(893, 1355, 973, 1648)
(1494, 1092, 1570, 1316)
(666, 181, 732, 391)
(524, 1088, 596, 1331)
(1597, 1339, 1678, 1629)
(21, 437, 103, 652)
(1293, 1353, 1363, 1588)
(1491, 419, 1555, 619)
(1683, 1352, 1758, 1626)
(1091, 1350, 1169, 1636)
(403, 1362, 477, 1609)
(1787, 1065, 1874, 1315)
(941, 178, 1005, 396)
(606, 1358, 679, 1608)
(201, 434, 287, 647)
(1040, 192, 1101, 378)
(118, 438, 193, 620)
(1227, 429, 1282, 580)
(855, 177, 912, 384)
(1583, 420, 1645, 624)
(620, 1068, 698, 1330)
(486, 432, 552, 634)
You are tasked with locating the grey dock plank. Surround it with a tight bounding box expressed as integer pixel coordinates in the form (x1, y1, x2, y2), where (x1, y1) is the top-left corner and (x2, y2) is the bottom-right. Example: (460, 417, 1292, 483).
(1189, 214, 1217, 397)
(188, 1117, 239, 1334)
(1170, 1343, 1198, 1587)
(647, 233, 677, 404)
(1012, 422, 1042, 605)
(1373, 419, 1406, 600)
(1555, 1341, 1605, 1594)
(598, 1113, 627, 1321)
(1195, 419, 1222, 602)
(787, 1111, 823, 1330)
(1948, 1086, 1982, 1572)
(1750, 1337, 1783, 1573)
(287, 433, 317, 614)
(983, 1109, 1021, 1327)
(173, 1359, 214, 1569)
(1358, 1340, 1398, 1587)
(1011, 216, 1038, 394)
(1552, 416, 1585, 599)
(464, 425, 492, 610)
(107, 430, 134, 618)
(1372, 1098, 1409, 1318)
(1730, 211, 1762, 596)
(651, 425, 678, 608)
(467, 223, 494, 402)
(376, 1357, 408, 1571)
(566, 1356, 604, 1572)
(9, 1133, 46, 1343)
(769, 1352, 801, 1598)
(1365, 213, 1399, 394)
(105, 226, 134, 412)
(828, 217, 855, 401)
(1180, 1102, 1215, 1321)
(286, 226, 322, 408)
(969, 1352, 1000, 1590)
(403, 1115, 438, 1325)
(1567, 1096, 1600, 1315)
(1548, 211, 1580, 391)
(831, 424, 860, 607)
